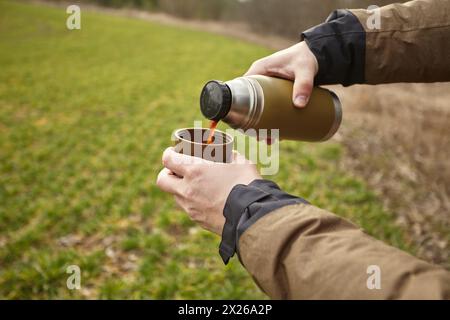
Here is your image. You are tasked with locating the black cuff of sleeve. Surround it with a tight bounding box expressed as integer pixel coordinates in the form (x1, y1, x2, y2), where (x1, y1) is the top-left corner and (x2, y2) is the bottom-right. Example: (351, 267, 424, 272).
(301, 9, 365, 86)
(219, 183, 271, 264)
(219, 179, 308, 265)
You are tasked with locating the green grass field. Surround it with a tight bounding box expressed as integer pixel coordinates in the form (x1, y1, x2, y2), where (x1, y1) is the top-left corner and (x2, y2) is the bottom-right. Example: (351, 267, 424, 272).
(0, 1, 414, 299)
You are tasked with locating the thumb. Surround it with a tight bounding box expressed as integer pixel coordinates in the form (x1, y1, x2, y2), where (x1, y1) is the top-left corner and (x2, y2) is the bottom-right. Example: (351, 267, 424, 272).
(292, 68, 314, 108)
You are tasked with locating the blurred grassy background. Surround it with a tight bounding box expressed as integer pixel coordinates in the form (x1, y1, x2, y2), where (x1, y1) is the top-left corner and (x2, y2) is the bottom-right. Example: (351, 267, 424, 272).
(0, 0, 438, 299)
(47, 0, 405, 39)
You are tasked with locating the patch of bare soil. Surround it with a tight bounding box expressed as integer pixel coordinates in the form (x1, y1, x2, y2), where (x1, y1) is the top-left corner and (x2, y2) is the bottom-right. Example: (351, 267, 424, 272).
(332, 83, 450, 267)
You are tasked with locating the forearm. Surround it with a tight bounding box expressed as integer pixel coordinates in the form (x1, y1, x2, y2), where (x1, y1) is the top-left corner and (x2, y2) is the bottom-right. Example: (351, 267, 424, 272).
(302, 0, 450, 85)
(221, 179, 450, 299)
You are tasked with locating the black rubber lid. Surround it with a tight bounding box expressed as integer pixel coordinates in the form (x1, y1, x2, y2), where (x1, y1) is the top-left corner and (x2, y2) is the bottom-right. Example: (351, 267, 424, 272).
(200, 80, 232, 121)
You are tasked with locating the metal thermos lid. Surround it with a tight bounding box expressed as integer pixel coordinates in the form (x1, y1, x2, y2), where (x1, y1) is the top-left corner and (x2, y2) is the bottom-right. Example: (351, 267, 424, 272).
(200, 80, 232, 121)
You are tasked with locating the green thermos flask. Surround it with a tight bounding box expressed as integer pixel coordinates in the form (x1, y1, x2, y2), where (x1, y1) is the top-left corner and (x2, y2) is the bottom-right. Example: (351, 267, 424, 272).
(199, 75, 342, 141)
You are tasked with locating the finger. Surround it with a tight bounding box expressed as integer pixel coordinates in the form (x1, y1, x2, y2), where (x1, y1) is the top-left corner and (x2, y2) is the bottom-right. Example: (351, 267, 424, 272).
(162, 147, 196, 177)
(292, 67, 315, 108)
(245, 56, 288, 77)
(244, 59, 267, 76)
(156, 168, 184, 196)
(163, 147, 212, 177)
(245, 63, 291, 80)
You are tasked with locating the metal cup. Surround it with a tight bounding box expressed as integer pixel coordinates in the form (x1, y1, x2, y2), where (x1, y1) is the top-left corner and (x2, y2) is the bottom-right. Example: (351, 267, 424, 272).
(172, 128, 234, 163)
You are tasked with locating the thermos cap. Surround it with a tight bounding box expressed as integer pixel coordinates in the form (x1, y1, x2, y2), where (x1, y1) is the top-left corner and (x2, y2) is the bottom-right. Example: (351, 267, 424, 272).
(200, 80, 232, 121)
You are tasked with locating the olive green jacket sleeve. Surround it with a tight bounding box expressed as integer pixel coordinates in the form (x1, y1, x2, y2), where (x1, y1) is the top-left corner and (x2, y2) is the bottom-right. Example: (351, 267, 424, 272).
(301, 0, 450, 85)
(220, 180, 450, 299)
(238, 203, 450, 299)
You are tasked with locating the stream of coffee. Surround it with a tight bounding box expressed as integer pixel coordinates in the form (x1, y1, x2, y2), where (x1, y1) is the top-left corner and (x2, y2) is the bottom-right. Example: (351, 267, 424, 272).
(206, 120, 218, 144)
